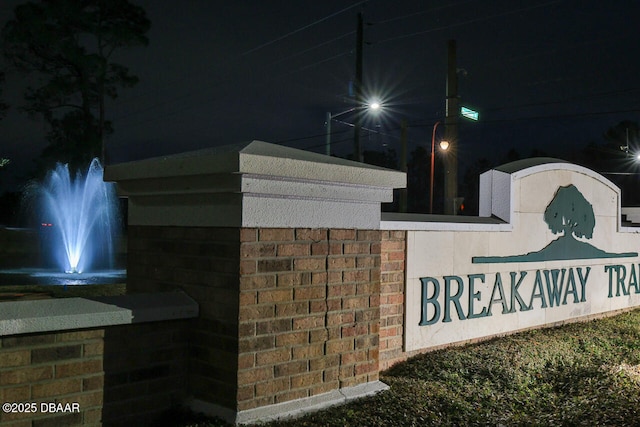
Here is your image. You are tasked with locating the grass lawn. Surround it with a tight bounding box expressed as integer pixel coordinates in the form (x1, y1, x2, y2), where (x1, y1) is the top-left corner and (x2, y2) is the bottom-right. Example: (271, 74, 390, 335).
(165, 308, 640, 426)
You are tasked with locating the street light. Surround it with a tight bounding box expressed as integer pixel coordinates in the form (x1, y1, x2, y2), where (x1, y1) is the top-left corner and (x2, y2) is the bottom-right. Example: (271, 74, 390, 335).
(325, 101, 381, 156)
(430, 121, 449, 214)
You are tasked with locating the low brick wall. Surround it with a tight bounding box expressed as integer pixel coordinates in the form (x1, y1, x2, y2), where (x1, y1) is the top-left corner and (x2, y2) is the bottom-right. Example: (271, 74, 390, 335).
(0, 329, 103, 426)
(7, 221, 544, 425)
(102, 320, 190, 425)
(0, 319, 190, 426)
(0, 226, 404, 425)
(381, 229, 451, 370)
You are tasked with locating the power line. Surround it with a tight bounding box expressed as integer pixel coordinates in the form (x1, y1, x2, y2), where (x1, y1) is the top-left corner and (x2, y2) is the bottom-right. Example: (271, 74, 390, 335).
(112, 0, 577, 131)
(369, 0, 480, 25)
(410, 107, 640, 129)
(265, 31, 355, 68)
(241, 0, 369, 56)
(110, 0, 614, 135)
(111, 2, 365, 113)
(272, 105, 640, 153)
(480, 88, 640, 114)
(110, 3, 360, 114)
(372, 0, 564, 45)
(6, 0, 638, 159)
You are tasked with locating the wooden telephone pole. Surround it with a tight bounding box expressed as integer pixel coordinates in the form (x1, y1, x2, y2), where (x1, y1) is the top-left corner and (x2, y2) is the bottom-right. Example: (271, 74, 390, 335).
(353, 12, 364, 162)
(444, 40, 459, 215)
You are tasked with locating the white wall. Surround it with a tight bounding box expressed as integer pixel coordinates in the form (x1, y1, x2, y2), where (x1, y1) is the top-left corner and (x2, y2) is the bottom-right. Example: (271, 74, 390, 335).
(385, 160, 640, 352)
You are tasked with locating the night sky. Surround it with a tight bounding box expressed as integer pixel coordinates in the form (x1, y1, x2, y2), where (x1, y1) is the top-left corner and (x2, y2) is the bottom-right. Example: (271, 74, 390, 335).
(1, 0, 640, 194)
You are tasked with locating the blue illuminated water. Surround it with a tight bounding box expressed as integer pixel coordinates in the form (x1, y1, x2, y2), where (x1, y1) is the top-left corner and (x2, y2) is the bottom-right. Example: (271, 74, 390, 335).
(36, 159, 119, 274)
(0, 268, 126, 286)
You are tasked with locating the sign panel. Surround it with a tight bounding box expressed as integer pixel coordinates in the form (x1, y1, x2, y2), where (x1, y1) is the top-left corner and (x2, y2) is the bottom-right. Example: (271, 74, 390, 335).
(405, 161, 640, 351)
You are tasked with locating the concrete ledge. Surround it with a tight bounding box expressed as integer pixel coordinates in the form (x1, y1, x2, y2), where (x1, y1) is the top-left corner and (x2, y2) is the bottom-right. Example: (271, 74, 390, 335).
(0, 291, 198, 336)
(381, 213, 511, 232)
(188, 380, 389, 425)
(622, 207, 640, 227)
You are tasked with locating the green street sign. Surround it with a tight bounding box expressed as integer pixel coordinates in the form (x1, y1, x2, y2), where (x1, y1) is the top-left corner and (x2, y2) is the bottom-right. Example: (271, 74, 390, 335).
(461, 106, 479, 121)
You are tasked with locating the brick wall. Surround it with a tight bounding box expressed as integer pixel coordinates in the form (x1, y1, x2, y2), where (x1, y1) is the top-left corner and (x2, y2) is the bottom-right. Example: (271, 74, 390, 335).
(123, 225, 386, 416)
(0, 225, 400, 425)
(379, 230, 407, 371)
(0, 330, 104, 426)
(236, 228, 381, 412)
(102, 320, 190, 425)
(0, 320, 188, 426)
(381, 230, 493, 370)
(127, 225, 241, 410)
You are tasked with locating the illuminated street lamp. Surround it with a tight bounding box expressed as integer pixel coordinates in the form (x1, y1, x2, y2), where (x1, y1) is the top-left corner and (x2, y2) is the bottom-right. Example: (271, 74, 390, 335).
(619, 128, 640, 161)
(325, 101, 381, 156)
(430, 121, 449, 214)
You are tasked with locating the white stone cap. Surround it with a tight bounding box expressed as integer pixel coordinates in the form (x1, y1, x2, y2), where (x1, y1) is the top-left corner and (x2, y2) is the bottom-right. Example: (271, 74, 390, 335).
(104, 140, 406, 188)
(104, 141, 407, 229)
(0, 291, 198, 336)
(479, 157, 621, 222)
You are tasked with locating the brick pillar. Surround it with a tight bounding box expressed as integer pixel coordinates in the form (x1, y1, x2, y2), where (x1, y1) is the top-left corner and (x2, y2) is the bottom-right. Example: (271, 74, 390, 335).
(125, 225, 384, 416)
(104, 141, 406, 422)
(236, 228, 381, 411)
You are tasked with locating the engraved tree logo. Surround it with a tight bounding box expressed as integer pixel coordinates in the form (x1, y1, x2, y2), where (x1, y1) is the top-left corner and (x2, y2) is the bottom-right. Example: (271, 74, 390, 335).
(473, 183, 637, 263)
(543, 184, 596, 240)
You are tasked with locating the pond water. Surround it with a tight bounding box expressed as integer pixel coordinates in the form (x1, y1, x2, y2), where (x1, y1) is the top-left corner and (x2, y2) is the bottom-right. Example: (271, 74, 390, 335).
(0, 268, 126, 286)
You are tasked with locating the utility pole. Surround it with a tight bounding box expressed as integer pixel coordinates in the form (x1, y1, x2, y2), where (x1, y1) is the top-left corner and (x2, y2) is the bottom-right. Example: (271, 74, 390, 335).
(325, 112, 332, 156)
(444, 39, 459, 215)
(399, 119, 408, 212)
(353, 12, 364, 162)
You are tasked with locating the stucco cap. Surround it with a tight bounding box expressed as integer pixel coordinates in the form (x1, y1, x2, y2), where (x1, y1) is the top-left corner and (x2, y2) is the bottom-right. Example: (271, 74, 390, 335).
(494, 157, 567, 174)
(105, 140, 406, 188)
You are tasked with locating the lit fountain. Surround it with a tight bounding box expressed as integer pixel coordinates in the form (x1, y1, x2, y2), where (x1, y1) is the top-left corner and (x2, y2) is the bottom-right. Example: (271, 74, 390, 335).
(0, 158, 125, 286)
(39, 158, 118, 274)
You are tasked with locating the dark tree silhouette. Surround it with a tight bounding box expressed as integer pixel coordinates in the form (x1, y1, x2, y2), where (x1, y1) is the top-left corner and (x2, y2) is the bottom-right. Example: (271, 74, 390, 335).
(604, 120, 640, 154)
(406, 146, 429, 213)
(363, 148, 398, 169)
(543, 184, 595, 239)
(574, 120, 640, 206)
(2, 0, 150, 172)
(0, 71, 8, 120)
(0, 69, 8, 183)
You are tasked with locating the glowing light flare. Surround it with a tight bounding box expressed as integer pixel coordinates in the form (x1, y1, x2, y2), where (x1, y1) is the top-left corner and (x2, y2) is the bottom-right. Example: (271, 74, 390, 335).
(367, 100, 381, 111)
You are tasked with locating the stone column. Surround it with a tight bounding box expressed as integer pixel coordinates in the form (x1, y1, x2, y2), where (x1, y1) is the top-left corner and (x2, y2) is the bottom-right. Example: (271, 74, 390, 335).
(105, 140, 406, 424)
